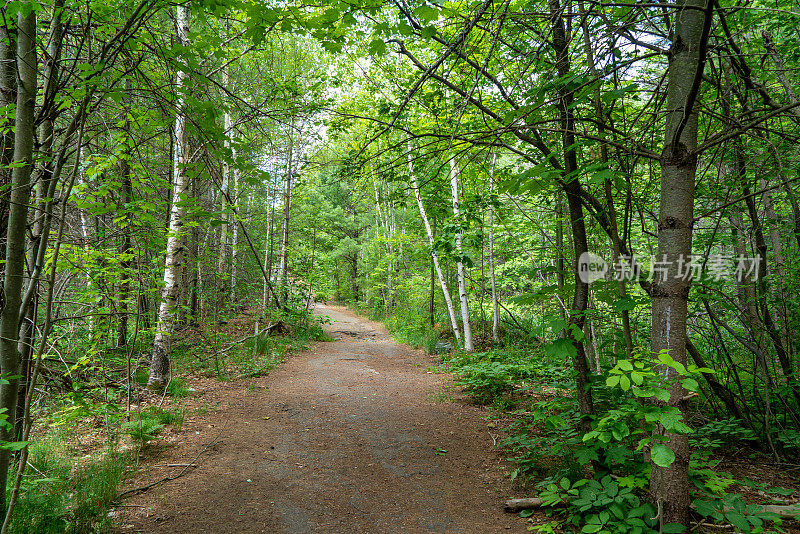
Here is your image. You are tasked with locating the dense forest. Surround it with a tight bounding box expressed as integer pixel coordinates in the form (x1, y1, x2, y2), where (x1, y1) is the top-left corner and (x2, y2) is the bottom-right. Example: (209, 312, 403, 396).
(1, 0, 799, 531)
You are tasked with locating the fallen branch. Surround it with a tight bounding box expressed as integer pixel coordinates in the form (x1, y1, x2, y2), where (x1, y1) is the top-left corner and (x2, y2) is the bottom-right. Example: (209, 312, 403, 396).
(504, 497, 800, 519)
(196, 326, 279, 363)
(115, 422, 227, 500)
(504, 497, 545, 512)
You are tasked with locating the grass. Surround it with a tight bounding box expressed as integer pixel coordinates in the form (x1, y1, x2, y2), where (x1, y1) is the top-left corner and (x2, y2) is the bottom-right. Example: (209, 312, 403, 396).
(12, 304, 323, 533)
(122, 405, 185, 446)
(8, 428, 129, 534)
(166, 377, 191, 398)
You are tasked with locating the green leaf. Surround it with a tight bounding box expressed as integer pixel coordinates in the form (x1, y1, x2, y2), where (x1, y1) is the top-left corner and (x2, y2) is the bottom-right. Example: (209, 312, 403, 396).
(368, 38, 386, 55)
(613, 297, 637, 312)
(546, 338, 577, 360)
(0, 440, 28, 451)
(619, 375, 631, 391)
(413, 5, 439, 21)
(661, 523, 686, 533)
(654, 388, 671, 402)
(651, 443, 676, 467)
(724, 511, 749, 532)
(681, 378, 699, 392)
(519, 509, 534, 518)
(582, 525, 602, 533)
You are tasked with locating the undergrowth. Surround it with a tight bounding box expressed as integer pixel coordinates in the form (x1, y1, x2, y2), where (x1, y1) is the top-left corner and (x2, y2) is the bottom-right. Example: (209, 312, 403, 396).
(9, 428, 129, 534)
(10, 300, 324, 533)
(441, 346, 798, 533)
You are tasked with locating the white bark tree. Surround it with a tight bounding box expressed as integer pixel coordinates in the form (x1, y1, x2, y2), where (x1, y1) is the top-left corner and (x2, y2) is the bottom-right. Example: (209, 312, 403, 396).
(277, 131, 293, 297)
(407, 143, 461, 343)
(217, 65, 232, 285)
(449, 156, 474, 351)
(488, 153, 500, 343)
(148, 4, 191, 389)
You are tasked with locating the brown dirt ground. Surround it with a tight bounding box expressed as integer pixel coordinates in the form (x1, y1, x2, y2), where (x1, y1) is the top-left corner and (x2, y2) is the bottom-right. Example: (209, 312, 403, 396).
(113, 304, 533, 533)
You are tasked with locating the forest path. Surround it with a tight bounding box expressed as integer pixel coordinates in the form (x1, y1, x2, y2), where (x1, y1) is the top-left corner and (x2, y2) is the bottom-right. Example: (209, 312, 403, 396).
(118, 304, 525, 533)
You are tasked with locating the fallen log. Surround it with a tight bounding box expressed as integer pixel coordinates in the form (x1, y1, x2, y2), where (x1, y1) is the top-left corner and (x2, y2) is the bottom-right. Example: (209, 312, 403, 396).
(504, 497, 800, 519)
(504, 497, 545, 512)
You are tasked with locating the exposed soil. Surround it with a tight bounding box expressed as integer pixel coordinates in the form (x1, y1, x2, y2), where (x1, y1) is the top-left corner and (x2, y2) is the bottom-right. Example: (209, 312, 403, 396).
(114, 304, 529, 533)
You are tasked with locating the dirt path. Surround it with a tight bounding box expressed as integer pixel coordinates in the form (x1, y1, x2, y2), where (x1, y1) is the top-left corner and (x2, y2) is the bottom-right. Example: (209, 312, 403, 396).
(118, 304, 526, 533)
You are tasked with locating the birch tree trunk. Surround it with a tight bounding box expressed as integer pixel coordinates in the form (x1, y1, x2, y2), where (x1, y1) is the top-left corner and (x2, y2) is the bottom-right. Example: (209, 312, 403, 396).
(488, 153, 500, 343)
(649, 0, 709, 523)
(0, 7, 36, 512)
(78, 145, 94, 332)
(148, 4, 190, 389)
(231, 171, 242, 301)
(263, 164, 277, 308)
(277, 133, 293, 300)
(408, 146, 461, 343)
(449, 157, 474, 351)
(217, 65, 231, 290)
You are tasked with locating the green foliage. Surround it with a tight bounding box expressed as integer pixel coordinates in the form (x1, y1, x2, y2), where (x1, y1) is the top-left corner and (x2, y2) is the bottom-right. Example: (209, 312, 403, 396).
(122, 405, 184, 446)
(122, 413, 164, 445)
(445, 345, 790, 532)
(537, 476, 657, 534)
(8, 429, 129, 534)
(446, 349, 550, 407)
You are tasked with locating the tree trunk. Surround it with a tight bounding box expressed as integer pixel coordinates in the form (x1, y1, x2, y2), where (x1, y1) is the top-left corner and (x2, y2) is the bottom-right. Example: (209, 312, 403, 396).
(0, 23, 15, 268)
(230, 168, 241, 302)
(489, 153, 500, 343)
(449, 157, 474, 351)
(549, 0, 594, 427)
(649, 0, 709, 523)
(350, 255, 359, 302)
(78, 144, 94, 332)
(408, 144, 461, 343)
(263, 167, 277, 308)
(277, 133, 293, 301)
(148, 4, 190, 389)
(118, 69, 133, 347)
(0, 8, 36, 512)
(217, 65, 232, 298)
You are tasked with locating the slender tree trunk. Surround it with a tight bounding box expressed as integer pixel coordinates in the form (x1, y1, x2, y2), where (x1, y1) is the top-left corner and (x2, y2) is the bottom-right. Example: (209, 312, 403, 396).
(0, 20, 16, 267)
(556, 194, 566, 335)
(429, 254, 436, 327)
(549, 0, 594, 427)
(649, 0, 709, 523)
(148, 4, 190, 389)
(15, 2, 64, 435)
(277, 133, 293, 301)
(230, 167, 241, 302)
(578, 2, 633, 359)
(217, 65, 231, 298)
(263, 167, 277, 308)
(78, 144, 94, 332)
(408, 144, 461, 343)
(489, 153, 500, 343)
(118, 69, 133, 346)
(0, 8, 36, 512)
(449, 157, 474, 351)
